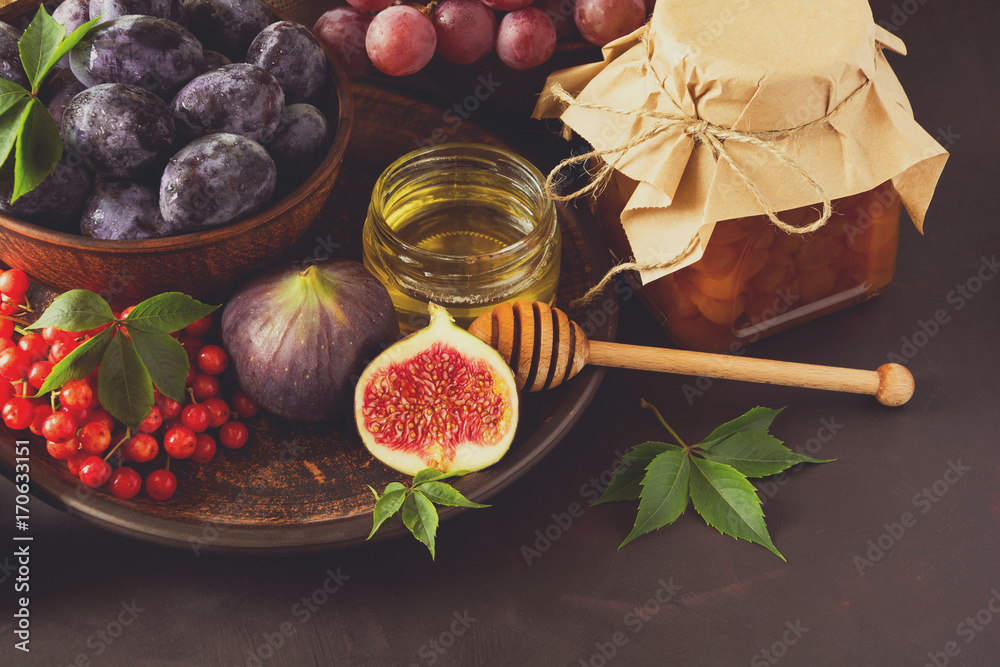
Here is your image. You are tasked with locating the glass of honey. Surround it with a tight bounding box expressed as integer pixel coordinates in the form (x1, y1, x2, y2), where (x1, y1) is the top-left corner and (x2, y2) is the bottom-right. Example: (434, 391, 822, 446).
(363, 143, 560, 332)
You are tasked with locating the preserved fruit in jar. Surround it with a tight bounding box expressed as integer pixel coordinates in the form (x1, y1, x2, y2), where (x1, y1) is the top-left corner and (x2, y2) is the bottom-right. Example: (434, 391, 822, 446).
(597, 178, 903, 353)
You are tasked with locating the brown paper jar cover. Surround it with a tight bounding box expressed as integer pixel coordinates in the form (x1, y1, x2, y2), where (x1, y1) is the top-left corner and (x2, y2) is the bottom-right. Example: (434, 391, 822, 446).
(534, 0, 948, 351)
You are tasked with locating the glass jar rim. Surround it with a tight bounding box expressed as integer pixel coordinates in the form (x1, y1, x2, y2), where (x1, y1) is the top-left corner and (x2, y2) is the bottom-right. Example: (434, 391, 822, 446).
(368, 142, 556, 266)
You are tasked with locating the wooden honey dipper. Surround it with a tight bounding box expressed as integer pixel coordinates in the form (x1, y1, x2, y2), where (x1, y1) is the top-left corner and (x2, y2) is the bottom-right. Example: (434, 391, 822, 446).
(468, 301, 915, 406)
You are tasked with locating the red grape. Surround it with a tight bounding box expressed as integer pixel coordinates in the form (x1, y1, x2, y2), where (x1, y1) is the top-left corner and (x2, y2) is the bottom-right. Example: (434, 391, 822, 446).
(533, 0, 582, 42)
(366, 6, 437, 77)
(313, 6, 373, 80)
(482, 0, 534, 9)
(496, 8, 557, 70)
(347, 0, 394, 11)
(573, 0, 645, 47)
(432, 0, 497, 65)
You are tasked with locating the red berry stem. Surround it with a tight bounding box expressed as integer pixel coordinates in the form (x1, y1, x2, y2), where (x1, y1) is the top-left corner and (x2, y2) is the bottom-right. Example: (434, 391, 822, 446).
(103, 427, 131, 462)
(0, 314, 31, 327)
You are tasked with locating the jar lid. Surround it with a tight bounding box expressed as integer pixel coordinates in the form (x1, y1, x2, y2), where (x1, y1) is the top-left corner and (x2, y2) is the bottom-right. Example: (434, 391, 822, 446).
(535, 0, 948, 284)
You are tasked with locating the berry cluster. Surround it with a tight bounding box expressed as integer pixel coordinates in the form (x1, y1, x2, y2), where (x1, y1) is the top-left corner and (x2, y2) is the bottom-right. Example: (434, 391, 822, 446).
(313, 0, 651, 78)
(0, 270, 260, 501)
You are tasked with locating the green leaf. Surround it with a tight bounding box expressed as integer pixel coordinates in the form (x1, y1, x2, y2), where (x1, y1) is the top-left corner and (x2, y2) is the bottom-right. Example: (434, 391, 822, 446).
(0, 78, 29, 116)
(98, 332, 155, 429)
(699, 430, 834, 478)
(0, 97, 29, 172)
(368, 482, 407, 539)
(416, 481, 489, 509)
(44, 15, 104, 85)
(619, 450, 690, 548)
(124, 292, 220, 334)
(366, 485, 381, 501)
(698, 407, 784, 451)
(402, 491, 439, 559)
(412, 468, 472, 486)
(29, 289, 115, 333)
(594, 441, 680, 505)
(18, 5, 65, 90)
(128, 329, 190, 403)
(11, 98, 61, 203)
(33, 327, 114, 397)
(688, 457, 784, 561)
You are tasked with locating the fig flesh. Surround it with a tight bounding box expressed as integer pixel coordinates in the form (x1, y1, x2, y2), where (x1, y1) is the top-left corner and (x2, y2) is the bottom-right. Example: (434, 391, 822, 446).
(355, 303, 519, 476)
(221, 260, 400, 422)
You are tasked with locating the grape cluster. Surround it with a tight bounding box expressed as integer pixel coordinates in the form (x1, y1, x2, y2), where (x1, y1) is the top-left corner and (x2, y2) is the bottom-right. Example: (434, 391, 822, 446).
(313, 0, 650, 78)
(0, 0, 335, 239)
(0, 270, 260, 501)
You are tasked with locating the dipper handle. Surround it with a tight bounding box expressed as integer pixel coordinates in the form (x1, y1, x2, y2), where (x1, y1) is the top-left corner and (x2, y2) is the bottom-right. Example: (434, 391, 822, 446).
(468, 301, 914, 406)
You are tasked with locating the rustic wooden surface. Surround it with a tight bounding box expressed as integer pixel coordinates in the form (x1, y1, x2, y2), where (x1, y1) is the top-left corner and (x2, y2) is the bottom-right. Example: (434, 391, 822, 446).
(2, 0, 999, 665)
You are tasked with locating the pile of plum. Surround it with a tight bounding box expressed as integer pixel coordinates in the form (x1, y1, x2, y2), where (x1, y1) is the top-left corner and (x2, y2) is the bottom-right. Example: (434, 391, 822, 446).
(0, 0, 334, 240)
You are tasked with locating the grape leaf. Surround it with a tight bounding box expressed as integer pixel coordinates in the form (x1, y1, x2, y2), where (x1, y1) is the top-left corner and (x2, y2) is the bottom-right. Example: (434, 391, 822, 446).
(33, 326, 114, 397)
(368, 482, 407, 539)
(44, 15, 104, 85)
(594, 441, 680, 505)
(0, 97, 29, 174)
(99, 332, 155, 429)
(598, 403, 830, 560)
(412, 468, 471, 486)
(402, 491, 439, 559)
(619, 450, 690, 548)
(699, 430, 834, 478)
(18, 5, 65, 90)
(11, 98, 61, 203)
(698, 406, 784, 451)
(688, 456, 784, 561)
(416, 481, 488, 509)
(367, 470, 487, 559)
(128, 329, 190, 404)
(124, 292, 220, 334)
(28, 289, 115, 332)
(0, 78, 28, 116)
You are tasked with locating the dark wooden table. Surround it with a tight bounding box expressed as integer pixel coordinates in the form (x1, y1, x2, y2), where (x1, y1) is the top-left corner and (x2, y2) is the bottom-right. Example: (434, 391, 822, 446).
(3, 1, 999, 665)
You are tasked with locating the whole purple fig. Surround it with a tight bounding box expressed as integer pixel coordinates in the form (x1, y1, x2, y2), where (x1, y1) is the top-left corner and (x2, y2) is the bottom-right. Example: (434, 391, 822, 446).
(221, 260, 400, 422)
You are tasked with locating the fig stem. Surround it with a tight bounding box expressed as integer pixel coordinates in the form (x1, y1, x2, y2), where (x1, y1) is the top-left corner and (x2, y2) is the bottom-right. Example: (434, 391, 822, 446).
(639, 398, 687, 448)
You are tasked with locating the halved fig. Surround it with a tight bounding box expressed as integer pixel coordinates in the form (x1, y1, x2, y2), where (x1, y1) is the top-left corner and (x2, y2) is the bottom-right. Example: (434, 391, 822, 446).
(354, 303, 519, 476)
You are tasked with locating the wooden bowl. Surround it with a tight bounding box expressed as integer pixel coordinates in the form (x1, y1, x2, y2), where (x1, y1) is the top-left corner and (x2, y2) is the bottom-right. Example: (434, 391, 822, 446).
(0, 3, 354, 309)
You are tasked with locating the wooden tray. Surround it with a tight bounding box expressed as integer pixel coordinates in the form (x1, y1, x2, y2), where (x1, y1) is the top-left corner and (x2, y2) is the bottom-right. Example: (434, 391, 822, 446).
(0, 84, 616, 555)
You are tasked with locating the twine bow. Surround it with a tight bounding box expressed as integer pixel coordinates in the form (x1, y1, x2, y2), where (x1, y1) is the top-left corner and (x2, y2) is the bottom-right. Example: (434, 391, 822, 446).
(546, 30, 874, 305)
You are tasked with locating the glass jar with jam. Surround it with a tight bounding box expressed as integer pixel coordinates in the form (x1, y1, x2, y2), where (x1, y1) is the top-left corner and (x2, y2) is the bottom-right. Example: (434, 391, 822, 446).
(597, 178, 902, 352)
(537, 0, 948, 353)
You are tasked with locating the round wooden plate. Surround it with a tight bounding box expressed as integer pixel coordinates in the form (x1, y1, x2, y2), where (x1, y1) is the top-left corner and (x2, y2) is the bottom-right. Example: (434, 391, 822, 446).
(0, 84, 617, 555)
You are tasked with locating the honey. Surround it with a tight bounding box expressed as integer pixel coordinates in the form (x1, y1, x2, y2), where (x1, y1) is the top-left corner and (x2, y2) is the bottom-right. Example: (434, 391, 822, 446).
(363, 143, 560, 332)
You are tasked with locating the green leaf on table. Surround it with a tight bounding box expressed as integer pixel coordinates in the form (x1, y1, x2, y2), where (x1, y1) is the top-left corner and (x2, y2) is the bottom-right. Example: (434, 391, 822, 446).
(698, 406, 784, 451)
(688, 456, 784, 561)
(415, 481, 488, 509)
(0, 96, 29, 173)
(18, 5, 65, 90)
(33, 326, 114, 397)
(129, 329, 190, 404)
(99, 332, 154, 429)
(11, 98, 61, 203)
(402, 491, 439, 559)
(28, 289, 115, 332)
(124, 292, 220, 334)
(597, 403, 830, 560)
(619, 450, 690, 548)
(700, 430, 834, 478)
(594, 441, 680, 505)
(368, 482, 407, 539)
